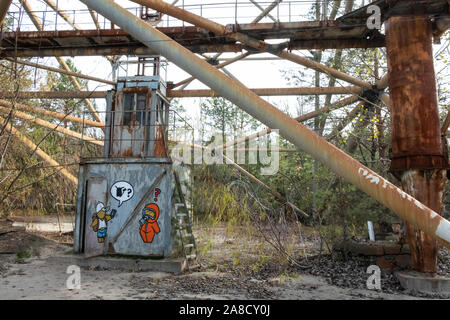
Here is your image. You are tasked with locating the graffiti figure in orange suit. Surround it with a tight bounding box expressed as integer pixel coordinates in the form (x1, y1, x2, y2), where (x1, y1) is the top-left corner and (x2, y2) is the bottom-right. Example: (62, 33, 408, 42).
(139, 203, 160, 243)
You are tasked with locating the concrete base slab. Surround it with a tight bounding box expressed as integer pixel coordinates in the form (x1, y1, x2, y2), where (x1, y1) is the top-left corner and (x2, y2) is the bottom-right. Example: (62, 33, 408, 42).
(395, 271, 450, 294)
(47, 253, 187, 274)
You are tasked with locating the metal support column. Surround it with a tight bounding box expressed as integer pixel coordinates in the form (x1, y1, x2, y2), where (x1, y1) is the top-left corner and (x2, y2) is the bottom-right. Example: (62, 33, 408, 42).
(386, 15, 449, 273)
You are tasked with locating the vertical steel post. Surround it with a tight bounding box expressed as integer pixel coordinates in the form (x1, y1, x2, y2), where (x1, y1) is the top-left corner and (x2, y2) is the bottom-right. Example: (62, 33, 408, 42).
(79, 0, 450, 249)
(386, 16, 448, 273)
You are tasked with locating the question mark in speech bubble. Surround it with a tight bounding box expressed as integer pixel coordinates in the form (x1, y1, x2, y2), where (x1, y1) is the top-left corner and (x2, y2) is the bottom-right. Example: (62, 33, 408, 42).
(154, 188, 161, 202)
(111, 181, 134, 207)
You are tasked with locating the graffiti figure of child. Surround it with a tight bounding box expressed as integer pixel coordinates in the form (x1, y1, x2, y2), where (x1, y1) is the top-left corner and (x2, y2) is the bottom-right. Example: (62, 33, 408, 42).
(139, 203, 160, 243)
(91, 202, 117, 243)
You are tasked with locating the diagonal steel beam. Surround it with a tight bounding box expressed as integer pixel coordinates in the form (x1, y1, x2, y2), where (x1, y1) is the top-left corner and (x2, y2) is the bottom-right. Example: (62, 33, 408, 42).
(172, 51, 251, 89)
(81, 0, 450, 248)
(20, 0, 103, 123)
(42, 0, 81, 29)
(128, 0, 373, 89)
(0, 99, 104, 128)
(0, 116, 78, 185)
(221, 95, 360, 149)
(249, 0, 279, 23)
(0, 106, 103, 146)
(88, 9, 101, 30)
(7, 58, 116, 86)
(441, 107, 450, 135)
(168, 86, 362, 98)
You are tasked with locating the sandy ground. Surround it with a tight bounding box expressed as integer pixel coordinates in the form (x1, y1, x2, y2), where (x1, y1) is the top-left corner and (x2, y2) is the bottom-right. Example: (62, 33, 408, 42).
(0, 219, 444, 300)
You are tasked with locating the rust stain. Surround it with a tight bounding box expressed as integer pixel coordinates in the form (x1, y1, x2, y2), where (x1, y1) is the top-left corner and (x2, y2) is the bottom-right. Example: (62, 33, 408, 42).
(386, 16, 448, 172)
(401, 170, 447, 273)
(154, 124, 167, 158)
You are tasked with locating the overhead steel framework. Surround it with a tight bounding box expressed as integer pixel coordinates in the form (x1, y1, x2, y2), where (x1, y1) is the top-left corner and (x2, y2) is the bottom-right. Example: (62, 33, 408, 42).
(0, 0, 450, 273)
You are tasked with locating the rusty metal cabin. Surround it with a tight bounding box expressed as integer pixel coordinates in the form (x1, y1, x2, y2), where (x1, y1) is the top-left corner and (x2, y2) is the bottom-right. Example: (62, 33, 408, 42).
(73, 70, 180, 258)
(105, 74, 170, 158)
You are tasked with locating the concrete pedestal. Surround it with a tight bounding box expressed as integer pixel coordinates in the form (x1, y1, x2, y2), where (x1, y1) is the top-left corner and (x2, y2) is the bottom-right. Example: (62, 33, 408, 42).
(395, 271, 450, 294)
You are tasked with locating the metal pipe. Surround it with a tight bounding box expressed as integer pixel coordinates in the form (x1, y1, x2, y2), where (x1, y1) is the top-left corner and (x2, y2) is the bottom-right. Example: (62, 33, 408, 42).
(0, 106, 103, 146)
(128, 0, 373, 89)
(168, 86, 362, 98)
(0, 116, 78, 185)
(0, 91, 107, 99)
(0, 0, 12, 27)
(7, 58, 116, 85)
(81, 0, 450, 248)
(0, 99, 103, 128)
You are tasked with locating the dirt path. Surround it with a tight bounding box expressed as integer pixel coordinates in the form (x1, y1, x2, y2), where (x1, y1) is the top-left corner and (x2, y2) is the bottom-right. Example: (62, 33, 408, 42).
(0, 220, 445, 300)
(0, 250, 419, 300)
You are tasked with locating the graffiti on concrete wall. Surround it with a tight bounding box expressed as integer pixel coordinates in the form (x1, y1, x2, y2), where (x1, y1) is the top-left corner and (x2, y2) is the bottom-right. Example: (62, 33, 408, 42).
(91, 202, 117, 243)
(139, 187, 162, 243)
(110, 181, 134, 207)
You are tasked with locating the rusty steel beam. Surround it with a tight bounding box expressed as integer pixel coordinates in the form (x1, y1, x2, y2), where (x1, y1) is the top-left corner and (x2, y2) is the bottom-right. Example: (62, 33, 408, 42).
(0, 91, 107, 99)
(289, 38, 385, 50)
(7, 58, 116, 85)
(88, 9, 101, 30)
(0, 87, 361, 99)
(0, 99, 104, 128)
(326, 103, 363, 142)
(0, 105, 103, 146)
(168, 86, 361, 98)
(21, 0, 103, 123)
(222, 95, 360, 149)
(0, 0, 12, 27)
(81, 0, 450, 249)
(0, 116, 78, 185)
(128, 0, 373, 90)
(386, 16, 448, 273)
(434, 17, 450, 39)
(0, 44, 243, 58)
(43, 0, 116, 64)
(249, 0, 281, 23)
(43, 0, 81, 29)
(172, 51, 251, 89)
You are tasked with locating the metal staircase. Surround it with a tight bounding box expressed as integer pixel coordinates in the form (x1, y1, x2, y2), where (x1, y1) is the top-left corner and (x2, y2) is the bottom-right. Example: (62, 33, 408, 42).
(173, 168, 199, 270)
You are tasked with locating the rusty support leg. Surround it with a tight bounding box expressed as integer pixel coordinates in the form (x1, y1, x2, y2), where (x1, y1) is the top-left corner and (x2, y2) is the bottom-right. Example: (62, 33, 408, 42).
(401, 170, 446, 273)
(386, 16, 448, 273)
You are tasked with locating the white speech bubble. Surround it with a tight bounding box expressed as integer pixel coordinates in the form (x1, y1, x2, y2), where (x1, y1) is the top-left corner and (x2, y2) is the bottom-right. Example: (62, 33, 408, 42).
(110, 181, 134, 207)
